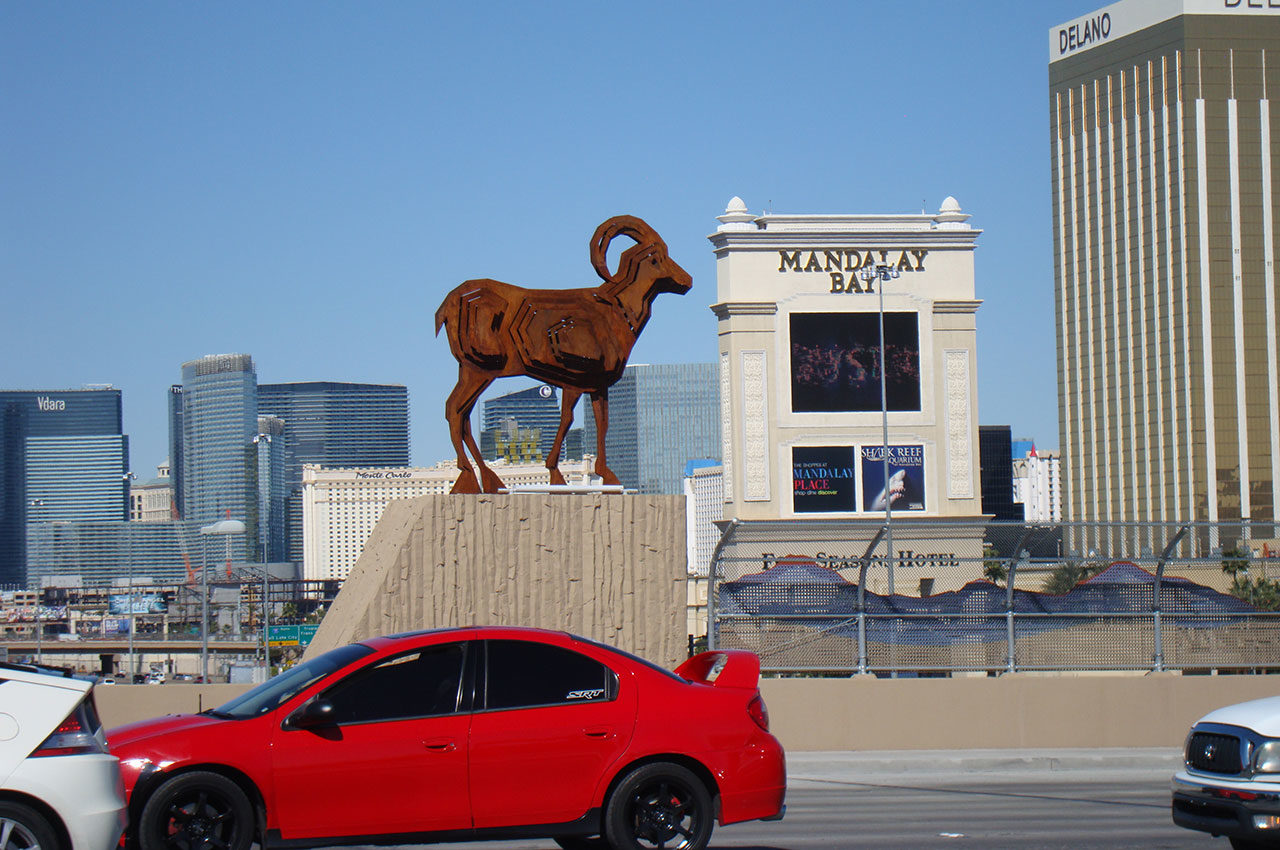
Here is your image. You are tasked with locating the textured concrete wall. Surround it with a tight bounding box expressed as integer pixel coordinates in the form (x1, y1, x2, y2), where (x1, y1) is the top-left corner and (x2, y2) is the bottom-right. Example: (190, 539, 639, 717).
(98, 685, 250, 730)
(303, 494, 688, 668)
(760, 674, 1280, 751)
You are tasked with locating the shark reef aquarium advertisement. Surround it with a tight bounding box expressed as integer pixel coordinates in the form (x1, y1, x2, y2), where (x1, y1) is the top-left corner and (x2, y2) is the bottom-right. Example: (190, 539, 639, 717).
(861, 445, 926, 512)
(792, 446, 857, 513)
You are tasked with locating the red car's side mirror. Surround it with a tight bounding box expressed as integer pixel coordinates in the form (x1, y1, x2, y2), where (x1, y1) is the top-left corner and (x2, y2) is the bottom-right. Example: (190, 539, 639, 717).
(284, 699, 335, 730)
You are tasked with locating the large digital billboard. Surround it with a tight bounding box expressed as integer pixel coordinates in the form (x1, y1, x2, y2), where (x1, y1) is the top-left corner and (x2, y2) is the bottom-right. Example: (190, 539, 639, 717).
(789, 312, 920, 413)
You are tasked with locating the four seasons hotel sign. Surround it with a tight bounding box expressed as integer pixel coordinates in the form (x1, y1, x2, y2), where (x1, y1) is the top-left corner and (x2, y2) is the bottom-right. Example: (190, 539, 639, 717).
(708, 196, 985, 523)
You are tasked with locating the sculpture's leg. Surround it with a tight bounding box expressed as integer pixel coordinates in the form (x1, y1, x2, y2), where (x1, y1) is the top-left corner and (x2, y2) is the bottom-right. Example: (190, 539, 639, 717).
(590, 390, 621, 487)
(446, 364, 496, 494)
(546, 388, 582, 486)
(464, 423, 505, 494)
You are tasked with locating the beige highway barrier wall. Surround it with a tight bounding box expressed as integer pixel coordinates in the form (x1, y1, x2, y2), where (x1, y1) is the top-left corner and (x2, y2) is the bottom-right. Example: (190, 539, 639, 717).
(99, 674, 1280, 750)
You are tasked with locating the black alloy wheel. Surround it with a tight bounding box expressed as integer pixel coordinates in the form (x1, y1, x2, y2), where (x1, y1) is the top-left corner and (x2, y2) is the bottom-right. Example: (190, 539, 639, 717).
(0, 802, 60, 850)
(603, 762, 713, 850)
(137, 771, 253, 850)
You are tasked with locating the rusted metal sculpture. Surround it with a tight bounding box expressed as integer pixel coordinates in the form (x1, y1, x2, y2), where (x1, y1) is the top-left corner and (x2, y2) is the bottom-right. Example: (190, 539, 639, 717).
(435, 215, 692, 494)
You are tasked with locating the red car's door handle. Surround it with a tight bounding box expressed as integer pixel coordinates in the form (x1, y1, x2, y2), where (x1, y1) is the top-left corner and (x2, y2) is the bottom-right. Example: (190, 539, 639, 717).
(583, 726, 615, 739)
(423, 738, 457, 752)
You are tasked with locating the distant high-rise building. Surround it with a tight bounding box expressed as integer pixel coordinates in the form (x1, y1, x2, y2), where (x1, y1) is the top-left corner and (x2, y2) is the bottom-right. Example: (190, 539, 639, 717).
(979, 426, 1023, 522)
(684, 460, 723, 641)
(257, 381, 408, 562)
(1014, 446, 1064, 524)
(0, 388, 127, 586)
(249, 415, 288, 563)
(179, 355, 257, 555)
(1050, 1, 1280, 531)
(167, 385, 184, 518)
(581, 363, 720, 495)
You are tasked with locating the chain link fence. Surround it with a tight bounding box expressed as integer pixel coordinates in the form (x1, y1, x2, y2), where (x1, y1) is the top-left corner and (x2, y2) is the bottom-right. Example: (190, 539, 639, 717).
(707, 519, 1280, 674)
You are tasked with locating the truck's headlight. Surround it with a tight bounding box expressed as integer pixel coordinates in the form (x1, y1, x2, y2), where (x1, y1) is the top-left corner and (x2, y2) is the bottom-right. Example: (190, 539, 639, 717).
(1255, 741, 1280, 774)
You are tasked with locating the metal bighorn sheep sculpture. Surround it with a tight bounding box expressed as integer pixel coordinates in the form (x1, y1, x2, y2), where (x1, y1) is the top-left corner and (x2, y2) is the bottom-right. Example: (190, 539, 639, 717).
(434, 215, 692, 494)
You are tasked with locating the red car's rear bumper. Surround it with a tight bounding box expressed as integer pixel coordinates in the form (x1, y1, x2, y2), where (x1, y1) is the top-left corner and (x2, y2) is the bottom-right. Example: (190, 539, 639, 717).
(715, 738, 787, 825)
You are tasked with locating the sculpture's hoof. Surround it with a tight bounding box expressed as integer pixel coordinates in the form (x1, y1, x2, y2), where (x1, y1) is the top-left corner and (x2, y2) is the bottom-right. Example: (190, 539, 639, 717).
(548, 468, 567, 486)
(598, 467, 622, 487)
(450, 470, 482, 494)
(480, 468, 506, 494)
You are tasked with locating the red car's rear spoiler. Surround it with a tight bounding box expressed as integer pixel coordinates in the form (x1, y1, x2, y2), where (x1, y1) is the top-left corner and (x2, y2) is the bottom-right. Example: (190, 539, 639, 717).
(675, 649, 761, 690)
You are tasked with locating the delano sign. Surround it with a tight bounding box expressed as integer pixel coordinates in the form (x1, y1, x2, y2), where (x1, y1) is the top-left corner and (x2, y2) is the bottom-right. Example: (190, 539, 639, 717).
(777, 248, 929, 294)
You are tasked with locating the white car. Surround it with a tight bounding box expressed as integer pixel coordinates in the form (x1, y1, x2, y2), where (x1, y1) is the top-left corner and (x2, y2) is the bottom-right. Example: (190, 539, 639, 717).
(0, 662, 126, 850)
(1173, 695, 1280, 849)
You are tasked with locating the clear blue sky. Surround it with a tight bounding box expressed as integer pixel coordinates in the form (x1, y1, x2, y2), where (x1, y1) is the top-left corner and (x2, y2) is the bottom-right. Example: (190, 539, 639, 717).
(1, 1, 1097, 472)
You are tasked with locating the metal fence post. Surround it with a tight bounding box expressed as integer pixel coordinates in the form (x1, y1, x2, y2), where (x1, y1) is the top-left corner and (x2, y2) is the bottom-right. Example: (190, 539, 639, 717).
(1002, 531, 1033, 674)
(856, 526, 888, 675)
(706, 519, 738, 651)
(1152, 523, 1191, 673)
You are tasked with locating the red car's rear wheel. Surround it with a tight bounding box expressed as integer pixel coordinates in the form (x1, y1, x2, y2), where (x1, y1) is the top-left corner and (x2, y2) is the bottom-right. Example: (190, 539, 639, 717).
(603, 763, 713, 850)
(137, 771, 253, 850)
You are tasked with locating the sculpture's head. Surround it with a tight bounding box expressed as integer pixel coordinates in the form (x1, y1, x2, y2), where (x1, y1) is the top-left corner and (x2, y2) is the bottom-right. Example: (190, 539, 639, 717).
(590, 215, 692, 296)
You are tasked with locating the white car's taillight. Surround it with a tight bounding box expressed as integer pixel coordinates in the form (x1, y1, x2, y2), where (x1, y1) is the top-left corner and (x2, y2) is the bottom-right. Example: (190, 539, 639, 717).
(31, 701, 107, 757)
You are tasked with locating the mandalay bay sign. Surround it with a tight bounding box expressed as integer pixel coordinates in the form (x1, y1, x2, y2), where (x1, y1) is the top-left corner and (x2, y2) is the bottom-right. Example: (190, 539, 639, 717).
(777, 249, 929, 294)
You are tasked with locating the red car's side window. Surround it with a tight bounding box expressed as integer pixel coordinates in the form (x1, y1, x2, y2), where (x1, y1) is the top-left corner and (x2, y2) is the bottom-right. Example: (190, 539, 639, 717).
(322, 643, 465, 724)
(483, 640, 618, 711)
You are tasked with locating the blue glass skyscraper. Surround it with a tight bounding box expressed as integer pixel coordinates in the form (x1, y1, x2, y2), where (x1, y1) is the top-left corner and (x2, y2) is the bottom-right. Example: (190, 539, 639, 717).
(179, 355, 257, 553)
(257, 381, 408, 562)
(0, 388, 127, 585)
(581, 363, 720, 495)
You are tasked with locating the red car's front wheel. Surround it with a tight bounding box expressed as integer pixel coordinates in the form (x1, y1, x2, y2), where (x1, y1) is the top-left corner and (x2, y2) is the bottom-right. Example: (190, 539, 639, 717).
(137, 771, 253, 850)
(604, 763, 713, 850)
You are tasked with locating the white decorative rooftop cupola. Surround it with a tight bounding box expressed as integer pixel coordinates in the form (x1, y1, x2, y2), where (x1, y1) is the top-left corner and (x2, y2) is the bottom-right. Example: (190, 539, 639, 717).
(717, 196, 757, 232)
(933, 196, 972, 231)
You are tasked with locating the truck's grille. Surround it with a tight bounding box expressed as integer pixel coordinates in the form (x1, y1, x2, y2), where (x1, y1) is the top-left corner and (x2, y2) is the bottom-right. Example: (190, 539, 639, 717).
(1187, 731, 1243, 775)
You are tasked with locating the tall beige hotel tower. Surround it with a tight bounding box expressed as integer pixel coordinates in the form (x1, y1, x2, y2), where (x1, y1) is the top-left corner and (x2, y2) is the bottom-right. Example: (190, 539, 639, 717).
(1050, 0, 1280, 541)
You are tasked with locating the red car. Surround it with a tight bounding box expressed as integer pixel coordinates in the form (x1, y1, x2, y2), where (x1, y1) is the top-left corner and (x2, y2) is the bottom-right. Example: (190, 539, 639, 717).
(108, 626, 785, 850)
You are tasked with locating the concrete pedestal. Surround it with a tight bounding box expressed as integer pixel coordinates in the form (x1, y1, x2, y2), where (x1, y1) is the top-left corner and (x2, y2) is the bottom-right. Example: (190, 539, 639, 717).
(304, 493, 688, 668)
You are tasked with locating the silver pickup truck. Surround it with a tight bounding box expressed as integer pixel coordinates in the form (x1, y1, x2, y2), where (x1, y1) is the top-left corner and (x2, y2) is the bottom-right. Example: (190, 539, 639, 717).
(1173, 696, 1280, 849)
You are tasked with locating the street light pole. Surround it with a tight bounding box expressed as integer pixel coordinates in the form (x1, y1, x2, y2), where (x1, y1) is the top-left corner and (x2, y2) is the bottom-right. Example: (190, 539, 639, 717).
(199, 518, 245, 683)
(200, 534, 208, 681)
(124, 473, 135, 679)
(860, 261, 901, 595)
(27, 499, 45, 664)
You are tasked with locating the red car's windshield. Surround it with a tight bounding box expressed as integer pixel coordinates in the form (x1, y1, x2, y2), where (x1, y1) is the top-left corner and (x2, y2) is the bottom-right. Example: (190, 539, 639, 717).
(210, 644, 374, 719)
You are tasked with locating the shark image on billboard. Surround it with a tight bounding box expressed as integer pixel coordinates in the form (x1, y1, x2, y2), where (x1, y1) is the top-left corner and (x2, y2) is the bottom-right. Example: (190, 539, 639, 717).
(861, 445, 925, 512)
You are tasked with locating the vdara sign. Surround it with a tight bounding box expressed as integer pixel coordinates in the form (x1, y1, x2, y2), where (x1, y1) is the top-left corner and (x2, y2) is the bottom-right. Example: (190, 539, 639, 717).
(777, 249, 929, 294)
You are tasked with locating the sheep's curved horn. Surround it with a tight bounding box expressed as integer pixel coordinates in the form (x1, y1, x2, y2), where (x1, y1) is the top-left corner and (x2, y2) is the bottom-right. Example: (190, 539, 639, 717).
(590, 215, 661, 283)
